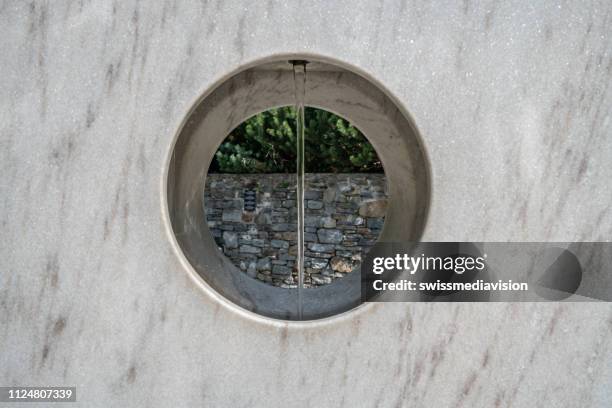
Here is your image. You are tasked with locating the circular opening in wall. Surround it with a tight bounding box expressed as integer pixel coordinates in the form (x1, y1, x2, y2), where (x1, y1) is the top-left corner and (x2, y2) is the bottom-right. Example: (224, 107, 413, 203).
(205, 106, 388, 289)
(166, 56, 430, 321)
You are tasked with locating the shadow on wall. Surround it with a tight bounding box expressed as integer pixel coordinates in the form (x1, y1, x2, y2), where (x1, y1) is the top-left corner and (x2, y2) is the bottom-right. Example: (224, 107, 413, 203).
(204, 173, 388, 287)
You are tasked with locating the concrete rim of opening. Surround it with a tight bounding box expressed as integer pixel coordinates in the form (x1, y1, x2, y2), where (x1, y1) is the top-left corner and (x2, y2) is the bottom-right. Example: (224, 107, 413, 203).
(162, 53, 431, 323)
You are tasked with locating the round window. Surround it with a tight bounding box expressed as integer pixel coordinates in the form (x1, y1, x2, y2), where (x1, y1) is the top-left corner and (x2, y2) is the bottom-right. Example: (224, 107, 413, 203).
(166, 56, 429, 321)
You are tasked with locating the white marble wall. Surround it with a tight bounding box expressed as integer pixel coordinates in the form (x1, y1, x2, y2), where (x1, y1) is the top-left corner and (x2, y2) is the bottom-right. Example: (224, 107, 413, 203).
(1, 1, 611, 406)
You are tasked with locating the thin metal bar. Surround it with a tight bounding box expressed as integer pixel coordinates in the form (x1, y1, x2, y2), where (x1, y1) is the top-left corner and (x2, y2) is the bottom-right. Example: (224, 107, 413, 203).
(292, 60, 307, 319)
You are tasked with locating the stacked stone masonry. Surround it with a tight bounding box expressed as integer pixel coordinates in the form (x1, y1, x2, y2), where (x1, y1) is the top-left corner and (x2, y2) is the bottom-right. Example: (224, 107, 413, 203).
(204, 173, 387, 287)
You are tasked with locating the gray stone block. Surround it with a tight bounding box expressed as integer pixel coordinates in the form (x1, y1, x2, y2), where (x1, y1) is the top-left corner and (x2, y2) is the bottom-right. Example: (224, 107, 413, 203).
(256, 257, 271, 271)
(271, 239, 289, 249)
(251, 239, 265, 248)
(317, 229, 343, 244)
(367, 218, 385, 229)
(338, 182, 355, 193)
(307, 200, 323, 209)
(223, 231, 238, 249)
(323, 187, 336, 203)
(304, 190, 322, 200)
(222, 210, 242, 222)
(255, 212, 271, 224)
(308, 243, 336, 253)
(270, 223, 292, 232)
(322, 216, 336, 228)
(304, 215, 319, 227)
(272, 265, 291, 276)
(304, 232, 317, 242)
(240, 245, 261, 254)
(309, 258, 328, 269)
(311, 274, 332, 285)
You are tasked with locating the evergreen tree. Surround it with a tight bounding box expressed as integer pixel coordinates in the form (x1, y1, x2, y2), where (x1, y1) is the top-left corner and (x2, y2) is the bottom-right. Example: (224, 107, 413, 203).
(210, 107, 383, 173)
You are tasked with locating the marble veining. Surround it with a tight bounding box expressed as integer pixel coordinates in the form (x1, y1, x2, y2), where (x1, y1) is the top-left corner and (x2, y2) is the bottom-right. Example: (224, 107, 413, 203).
(1, 1, 611, 407)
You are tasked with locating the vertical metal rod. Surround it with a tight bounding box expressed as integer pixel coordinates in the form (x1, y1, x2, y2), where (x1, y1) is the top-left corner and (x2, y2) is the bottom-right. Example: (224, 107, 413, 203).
(292, 60, 307, 319)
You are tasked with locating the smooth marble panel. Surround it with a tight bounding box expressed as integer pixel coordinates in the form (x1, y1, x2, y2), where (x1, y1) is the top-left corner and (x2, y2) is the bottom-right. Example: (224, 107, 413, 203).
(1, 1, 611, 407)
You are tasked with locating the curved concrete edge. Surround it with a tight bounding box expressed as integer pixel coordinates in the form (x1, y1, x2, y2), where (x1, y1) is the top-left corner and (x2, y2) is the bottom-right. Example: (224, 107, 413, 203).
(162, 54, 431, 322)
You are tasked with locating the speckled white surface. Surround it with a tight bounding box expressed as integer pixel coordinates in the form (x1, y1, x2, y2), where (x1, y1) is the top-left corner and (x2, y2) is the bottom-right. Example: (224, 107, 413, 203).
(1, 1, 611, 407)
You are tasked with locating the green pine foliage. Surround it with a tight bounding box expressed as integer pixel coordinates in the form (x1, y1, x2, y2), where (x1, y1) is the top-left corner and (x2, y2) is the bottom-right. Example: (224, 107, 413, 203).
(210, 107, 383, 173)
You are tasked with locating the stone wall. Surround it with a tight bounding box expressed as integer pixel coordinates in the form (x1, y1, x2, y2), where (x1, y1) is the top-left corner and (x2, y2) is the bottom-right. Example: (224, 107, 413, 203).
(204, 173, 387, 287)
